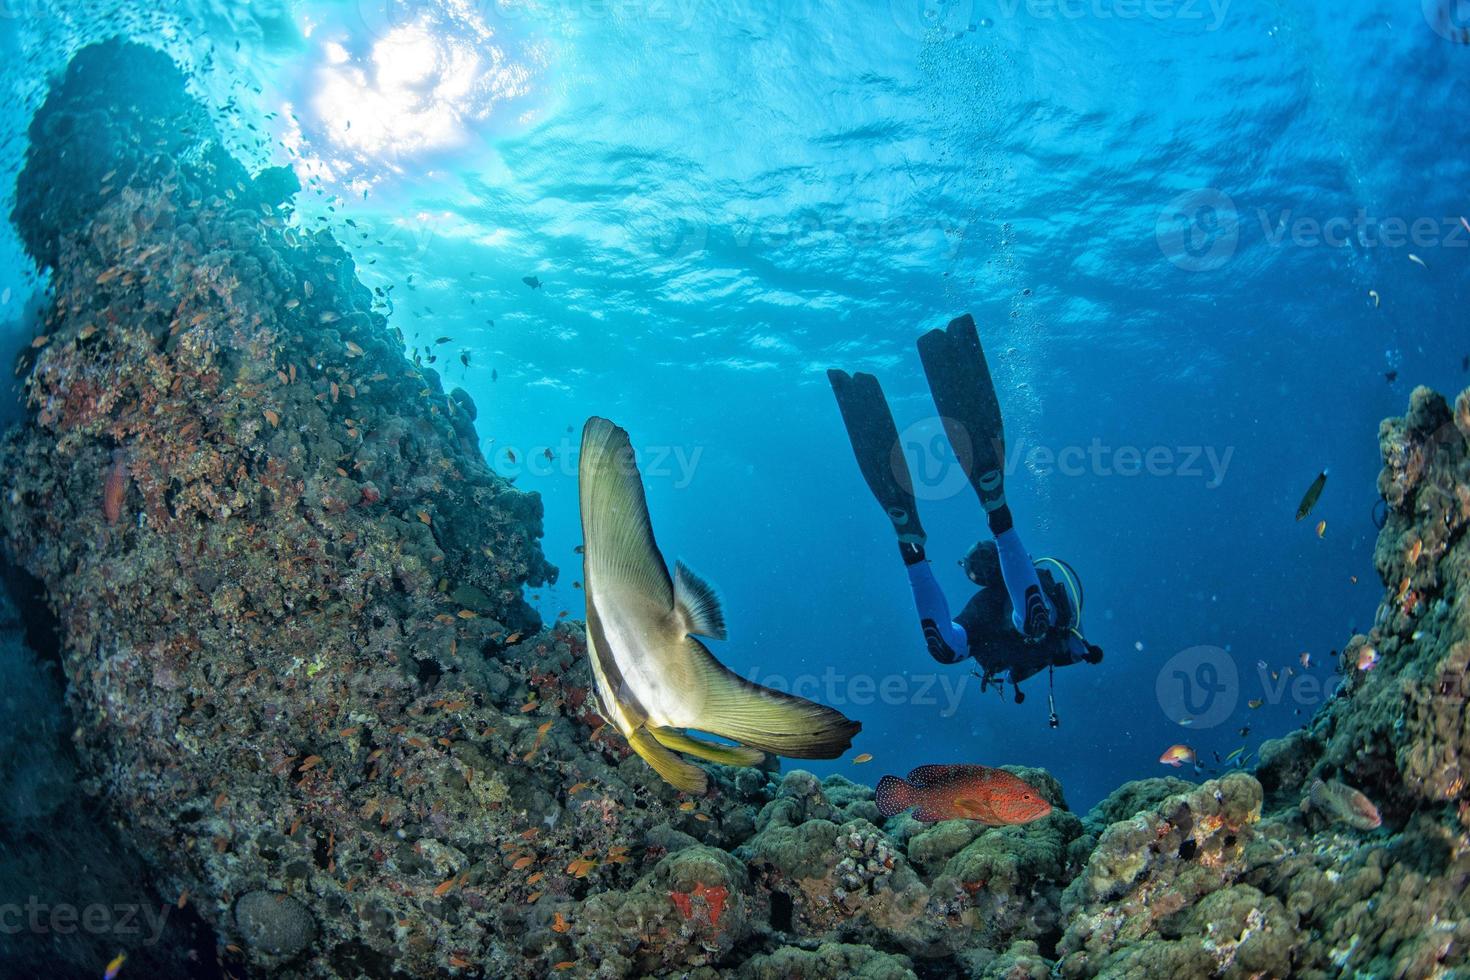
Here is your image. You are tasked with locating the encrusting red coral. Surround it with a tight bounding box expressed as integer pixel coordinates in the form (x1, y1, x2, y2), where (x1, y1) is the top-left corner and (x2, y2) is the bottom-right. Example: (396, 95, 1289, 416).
(669, 881, 728, 929)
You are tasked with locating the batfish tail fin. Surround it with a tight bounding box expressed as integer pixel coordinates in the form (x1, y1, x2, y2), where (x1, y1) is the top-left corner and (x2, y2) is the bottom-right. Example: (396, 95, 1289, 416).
(681, 639, 861, 759)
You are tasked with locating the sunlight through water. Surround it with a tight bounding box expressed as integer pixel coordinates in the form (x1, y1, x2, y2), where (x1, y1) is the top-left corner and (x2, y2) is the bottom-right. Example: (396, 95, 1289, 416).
(288, 0, 549, 189)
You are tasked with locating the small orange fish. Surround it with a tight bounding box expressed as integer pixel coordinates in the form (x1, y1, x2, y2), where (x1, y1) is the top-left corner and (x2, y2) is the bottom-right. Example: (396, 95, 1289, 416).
(512, 856, 534, 871)
(520, 702, 538, 714)
(1158, 745, 1197, 769)
(554, 963, 575, 971)
(104, 952, 127, 980)
(433, 877, 457, 897)
(875, 764, 1052, 824)
(552, 912, 569, 933)
(1357, 645, 1379, 671)
(852, 753, 873, 764)
(102, 448, 129, 524)
(1315, 519, 1326, 538)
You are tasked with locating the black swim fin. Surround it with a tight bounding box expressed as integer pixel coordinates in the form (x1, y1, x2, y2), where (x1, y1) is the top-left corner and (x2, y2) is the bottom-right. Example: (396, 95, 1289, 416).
(827, 369, 927, 545)
(916, 314, 1007, 517)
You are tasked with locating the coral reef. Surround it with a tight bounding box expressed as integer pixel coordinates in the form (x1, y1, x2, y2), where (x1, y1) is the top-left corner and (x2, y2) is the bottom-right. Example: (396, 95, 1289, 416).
(4, 39, 1470, 979)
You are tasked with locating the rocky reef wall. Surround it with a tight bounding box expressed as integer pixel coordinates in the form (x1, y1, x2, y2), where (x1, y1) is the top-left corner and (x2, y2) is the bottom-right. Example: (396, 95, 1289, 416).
(3, 40, 1469, 980)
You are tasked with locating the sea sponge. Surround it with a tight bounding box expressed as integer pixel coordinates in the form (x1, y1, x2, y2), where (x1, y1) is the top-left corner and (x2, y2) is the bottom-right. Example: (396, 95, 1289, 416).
(234, 890, 316, 959)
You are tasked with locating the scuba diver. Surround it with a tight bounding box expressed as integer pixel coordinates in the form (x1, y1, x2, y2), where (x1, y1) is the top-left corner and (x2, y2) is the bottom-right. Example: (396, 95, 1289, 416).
(828, 314, 1103, 726)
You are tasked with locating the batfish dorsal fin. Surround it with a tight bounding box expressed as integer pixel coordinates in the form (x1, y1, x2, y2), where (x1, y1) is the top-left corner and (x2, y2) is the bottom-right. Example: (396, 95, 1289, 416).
(674, 561, 727, 640)
(579, 418, 674, 609)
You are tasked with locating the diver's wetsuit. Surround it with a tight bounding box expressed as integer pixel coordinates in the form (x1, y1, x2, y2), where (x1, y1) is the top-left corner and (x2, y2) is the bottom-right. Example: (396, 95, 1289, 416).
(907, 554, 1089, 682)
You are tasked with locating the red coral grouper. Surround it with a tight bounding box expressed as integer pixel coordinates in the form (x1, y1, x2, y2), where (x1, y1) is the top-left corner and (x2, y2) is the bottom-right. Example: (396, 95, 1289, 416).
(875, 764, 1052, 825)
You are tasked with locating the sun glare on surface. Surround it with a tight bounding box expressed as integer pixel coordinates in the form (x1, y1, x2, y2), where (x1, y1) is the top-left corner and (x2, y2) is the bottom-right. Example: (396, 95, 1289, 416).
(293, 1, 544, 185)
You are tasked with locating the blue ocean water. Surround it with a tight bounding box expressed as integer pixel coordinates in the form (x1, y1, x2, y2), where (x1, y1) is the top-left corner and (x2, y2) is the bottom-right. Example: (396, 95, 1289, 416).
(1, 0, 1468, 811)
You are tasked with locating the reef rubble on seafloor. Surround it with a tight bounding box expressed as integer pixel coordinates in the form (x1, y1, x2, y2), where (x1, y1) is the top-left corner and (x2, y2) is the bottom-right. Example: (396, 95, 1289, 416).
(1, 39, 1468, 980)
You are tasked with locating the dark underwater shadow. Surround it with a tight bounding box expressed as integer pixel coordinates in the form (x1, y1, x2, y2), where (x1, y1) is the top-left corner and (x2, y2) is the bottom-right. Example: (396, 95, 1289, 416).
(0, 566, 224, 980)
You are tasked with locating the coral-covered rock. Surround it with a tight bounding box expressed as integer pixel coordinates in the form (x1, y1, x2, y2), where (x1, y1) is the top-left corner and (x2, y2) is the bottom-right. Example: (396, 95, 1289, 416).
(737, 942, 918, 979)
(1056, 773, 1263, 977)
(9, 38, 1470, 980)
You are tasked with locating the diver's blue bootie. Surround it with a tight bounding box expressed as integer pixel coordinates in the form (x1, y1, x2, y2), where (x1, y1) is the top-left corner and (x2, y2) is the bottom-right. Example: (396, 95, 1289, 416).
(1020, 585, 1051, 644)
